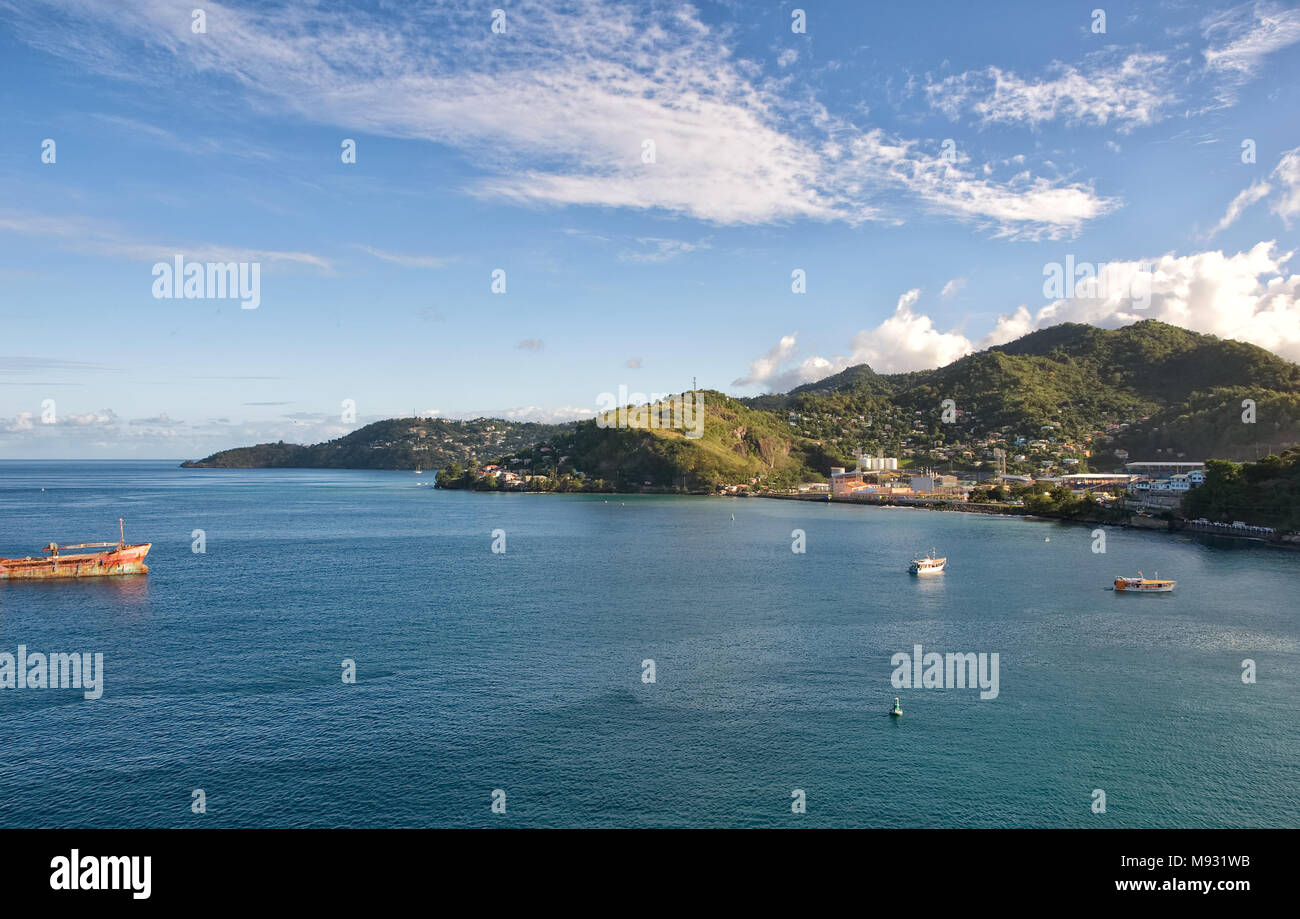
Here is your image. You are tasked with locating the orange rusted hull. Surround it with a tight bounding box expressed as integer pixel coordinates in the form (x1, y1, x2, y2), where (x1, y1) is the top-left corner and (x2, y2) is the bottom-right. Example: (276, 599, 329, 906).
(0, 544, 151, 580)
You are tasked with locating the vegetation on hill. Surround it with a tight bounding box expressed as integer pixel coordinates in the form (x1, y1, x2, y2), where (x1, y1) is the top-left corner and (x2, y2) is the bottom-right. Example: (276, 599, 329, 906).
(182, 417, 571, 470)
(438, 391, 842, 494)
(184, 322, 1300, 496)
(1182, 448, 1300, 531)
(744, 321, 1300, 467)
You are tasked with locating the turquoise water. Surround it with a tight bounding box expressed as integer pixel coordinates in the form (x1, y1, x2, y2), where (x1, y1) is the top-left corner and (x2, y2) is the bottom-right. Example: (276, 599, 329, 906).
(0, 460, 1297, 828)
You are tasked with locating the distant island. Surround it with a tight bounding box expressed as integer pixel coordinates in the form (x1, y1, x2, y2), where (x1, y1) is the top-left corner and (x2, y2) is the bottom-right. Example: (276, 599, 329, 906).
(185, 321, 1300, 528)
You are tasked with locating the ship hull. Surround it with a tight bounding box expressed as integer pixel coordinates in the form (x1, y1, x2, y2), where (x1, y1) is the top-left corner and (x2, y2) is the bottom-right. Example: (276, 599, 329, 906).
(0, 544, 151, 580)
(1114, 579, 1175, 593)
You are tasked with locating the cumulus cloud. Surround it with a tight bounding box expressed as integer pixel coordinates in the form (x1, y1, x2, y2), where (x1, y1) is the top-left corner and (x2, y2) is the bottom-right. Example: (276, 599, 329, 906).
(848, 289, 974, 373)
(4, 412, 35, 432)
(1032, 242, 1300, 360)
(517, 339, 544, 352)
(492, 405, 595, 423)
(980, 306, 1036, 348)
(733, 334, 801, 386)
(736, 290, 977, 391)
(59, 409, 119, 426)
(739, 242, 1300, 391)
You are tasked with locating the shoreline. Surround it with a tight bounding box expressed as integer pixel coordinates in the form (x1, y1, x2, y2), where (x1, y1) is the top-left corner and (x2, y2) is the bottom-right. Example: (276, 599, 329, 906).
(755, 492, 1300, 550)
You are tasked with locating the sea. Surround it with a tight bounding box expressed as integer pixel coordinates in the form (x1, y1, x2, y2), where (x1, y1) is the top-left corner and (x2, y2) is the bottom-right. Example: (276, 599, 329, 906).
(1, 460, 1297, 828)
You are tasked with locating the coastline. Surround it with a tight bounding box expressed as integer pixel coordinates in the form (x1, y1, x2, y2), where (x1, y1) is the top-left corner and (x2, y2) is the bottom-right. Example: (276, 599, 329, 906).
(754, 492, 1300, 550)
(179, 464, 1299, 551)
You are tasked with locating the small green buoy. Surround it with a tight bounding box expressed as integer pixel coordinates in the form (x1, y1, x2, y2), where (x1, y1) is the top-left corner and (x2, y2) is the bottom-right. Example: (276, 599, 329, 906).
(890, 697, 903, 717)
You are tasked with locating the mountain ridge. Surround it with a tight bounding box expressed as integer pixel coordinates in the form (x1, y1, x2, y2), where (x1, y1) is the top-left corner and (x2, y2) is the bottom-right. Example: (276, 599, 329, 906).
(185, 321, 1300, 486)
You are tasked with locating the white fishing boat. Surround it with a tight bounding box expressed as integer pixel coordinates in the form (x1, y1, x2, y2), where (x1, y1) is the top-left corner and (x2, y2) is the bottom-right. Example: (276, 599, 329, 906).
(909, 548, 946, 575)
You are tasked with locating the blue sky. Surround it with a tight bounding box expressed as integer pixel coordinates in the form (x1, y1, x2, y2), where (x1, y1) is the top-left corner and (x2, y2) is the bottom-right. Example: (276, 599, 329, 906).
(2, 0, 1299, 458)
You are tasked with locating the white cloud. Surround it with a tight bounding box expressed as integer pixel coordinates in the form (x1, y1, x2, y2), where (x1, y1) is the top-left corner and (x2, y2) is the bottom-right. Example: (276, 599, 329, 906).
(740, 242, 1300, 391)
(831, 129, 1116, 240)
(737, 290, 977, 390)
(925, 53, 1172, 132)
(1200, 3, 1300, 107)
(3, 0, 1114, 238)
(1270, 147, 1300, 227)
(941, 278, 967, 299)
(1031, 242, 1300, 361)
(733, 334, 801, 386)
(1208, 181, 1273, 238)
(0, 210, 332, 270)
(494, 405, 595, 423)
(1210, 147, 1300, 239)
(847, 289, 974, 373)
(60, 409, 119, 426)
(356, 246, 457, 269)
(1203, 4, 1300, 77)
(3, 412, 35, 432)
(618, 237, 706, 263)
(980, 306, 1036, 348)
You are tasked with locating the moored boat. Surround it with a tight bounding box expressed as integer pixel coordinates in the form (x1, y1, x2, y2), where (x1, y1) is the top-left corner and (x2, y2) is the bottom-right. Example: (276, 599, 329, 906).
(909, 549, 946, 575)
(0, 519, 151, 580)
(1113, 571, 1175, 593)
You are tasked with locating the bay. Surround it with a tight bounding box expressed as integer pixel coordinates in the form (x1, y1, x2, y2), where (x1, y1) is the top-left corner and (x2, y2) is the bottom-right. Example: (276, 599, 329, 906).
(1, 460, 1296, 828)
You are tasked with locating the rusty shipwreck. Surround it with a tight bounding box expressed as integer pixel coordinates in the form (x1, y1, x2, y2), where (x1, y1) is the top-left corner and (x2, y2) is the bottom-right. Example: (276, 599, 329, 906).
(0, 519, 151, 580)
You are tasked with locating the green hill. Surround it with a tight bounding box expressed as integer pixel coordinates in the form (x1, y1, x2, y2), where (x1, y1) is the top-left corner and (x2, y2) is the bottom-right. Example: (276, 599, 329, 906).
(183, 321, 1300, 488)
(757, 321, 1300, 464)
(182, 417, 571, 470)
(440, 391, 840, 493)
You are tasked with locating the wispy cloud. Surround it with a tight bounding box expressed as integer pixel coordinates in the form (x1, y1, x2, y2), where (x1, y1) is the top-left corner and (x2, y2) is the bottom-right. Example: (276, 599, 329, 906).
(0, 210, 333, 269)
(1202, 2, 1300, 103)
(617, 237, 707, 263)
(2, 0, 1117, 239)
(355, 245, 458, 269)
(1271, 147, 1300, 227)
(1208, 181, 1273, 238)
(925, 53, 1172, 132)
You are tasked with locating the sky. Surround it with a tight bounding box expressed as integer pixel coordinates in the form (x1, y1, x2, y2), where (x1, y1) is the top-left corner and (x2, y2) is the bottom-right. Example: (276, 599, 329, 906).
(1, 0, 1299, 459)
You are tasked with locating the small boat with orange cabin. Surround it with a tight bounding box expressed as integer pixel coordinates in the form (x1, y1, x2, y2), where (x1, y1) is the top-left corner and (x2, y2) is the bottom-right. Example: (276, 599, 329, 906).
(1113, 571, 1175, 593)
(0, 519, 151, 580)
